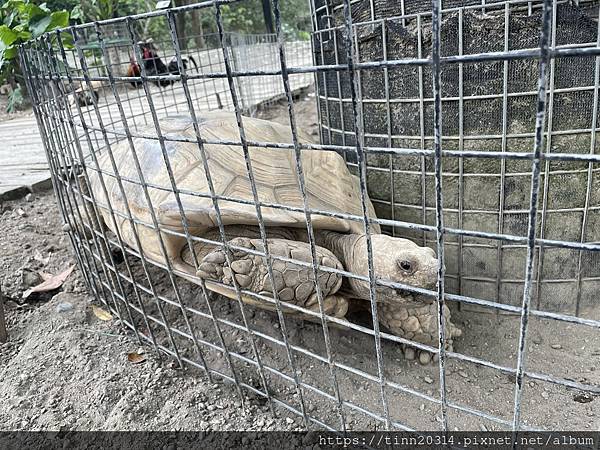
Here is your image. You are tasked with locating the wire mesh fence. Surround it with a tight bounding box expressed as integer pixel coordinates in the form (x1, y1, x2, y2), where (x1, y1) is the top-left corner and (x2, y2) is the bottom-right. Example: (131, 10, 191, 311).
(19, 0, 600, 432)
(313, 0, 600, 317)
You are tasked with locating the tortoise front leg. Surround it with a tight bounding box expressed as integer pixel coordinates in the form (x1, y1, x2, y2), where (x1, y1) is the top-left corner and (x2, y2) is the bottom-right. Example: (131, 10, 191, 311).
(378, 302, 462, 365)
(196, 237, 349, 318)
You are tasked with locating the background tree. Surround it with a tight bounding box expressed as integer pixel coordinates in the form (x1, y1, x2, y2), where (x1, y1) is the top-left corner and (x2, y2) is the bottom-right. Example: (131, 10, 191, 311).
(0, 0, 70, 110)
(2, 0, 311, 111)
(48, 0, 311, 40)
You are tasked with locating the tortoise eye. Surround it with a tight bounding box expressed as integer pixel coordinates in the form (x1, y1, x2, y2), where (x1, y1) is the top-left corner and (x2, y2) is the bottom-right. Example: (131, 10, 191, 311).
(398, 260, 414, 273)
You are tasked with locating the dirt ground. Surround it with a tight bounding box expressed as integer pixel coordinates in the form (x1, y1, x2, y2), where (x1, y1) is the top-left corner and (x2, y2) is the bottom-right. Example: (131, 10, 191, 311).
(0, 94, 598, 432)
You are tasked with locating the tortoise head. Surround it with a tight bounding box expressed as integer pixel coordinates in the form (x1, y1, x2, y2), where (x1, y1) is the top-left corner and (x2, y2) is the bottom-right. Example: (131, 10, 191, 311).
(347, 234, 438, 304)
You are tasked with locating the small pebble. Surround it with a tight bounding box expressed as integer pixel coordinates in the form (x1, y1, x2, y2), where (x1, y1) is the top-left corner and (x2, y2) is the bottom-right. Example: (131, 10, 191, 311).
(551, 344, 562, 350)
(25, 193, 34, 202)
(285, 417, 294, 424)
(458, 371, 468, 379)
(56, 302, 74, 313)
(61, 223, 71, 232)
(541, 391, 549, 399)
(419, 404, 425, 411)
(21, 269, 41, 287)
(424, 376, 433, 384)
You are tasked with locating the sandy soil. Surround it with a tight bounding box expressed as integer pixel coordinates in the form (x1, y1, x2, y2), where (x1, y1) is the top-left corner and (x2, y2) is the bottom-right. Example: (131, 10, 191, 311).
(0, 94, 598, 432)
(0, 193, 299, 432)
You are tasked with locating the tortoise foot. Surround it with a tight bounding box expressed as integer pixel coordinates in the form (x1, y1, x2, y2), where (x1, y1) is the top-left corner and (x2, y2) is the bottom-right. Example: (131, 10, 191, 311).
(378, 302, 462, 365)
(305, 293, 349, 318)
(197, 237, 344, 308)
(402, 344, 446, 365)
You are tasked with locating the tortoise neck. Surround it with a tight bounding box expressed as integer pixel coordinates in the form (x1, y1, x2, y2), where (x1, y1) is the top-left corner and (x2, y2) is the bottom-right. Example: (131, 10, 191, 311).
(311, 230, 363, 272)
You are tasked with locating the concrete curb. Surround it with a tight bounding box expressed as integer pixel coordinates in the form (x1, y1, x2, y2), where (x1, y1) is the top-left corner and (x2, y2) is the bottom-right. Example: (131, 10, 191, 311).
(0, 177, 53, 202)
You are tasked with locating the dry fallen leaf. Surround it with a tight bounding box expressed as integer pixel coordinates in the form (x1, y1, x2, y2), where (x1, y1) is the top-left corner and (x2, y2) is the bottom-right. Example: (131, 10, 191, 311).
(91, 305, 113, 321)
(127, 352, 147, 364)
(22, 265, 74, 299)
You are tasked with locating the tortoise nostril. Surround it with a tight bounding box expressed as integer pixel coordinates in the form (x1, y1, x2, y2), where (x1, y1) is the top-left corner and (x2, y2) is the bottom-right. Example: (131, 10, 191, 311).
(399, 260, 413, 273)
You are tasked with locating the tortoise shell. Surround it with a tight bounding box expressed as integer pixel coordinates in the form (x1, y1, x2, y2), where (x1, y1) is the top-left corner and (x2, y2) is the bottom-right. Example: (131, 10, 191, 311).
(88, 112, 380, 263)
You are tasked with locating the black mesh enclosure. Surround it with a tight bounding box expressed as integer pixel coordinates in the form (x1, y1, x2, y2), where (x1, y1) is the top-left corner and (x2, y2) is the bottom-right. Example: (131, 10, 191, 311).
(313, 0, 600, 314)
(16, 0, 600, 434)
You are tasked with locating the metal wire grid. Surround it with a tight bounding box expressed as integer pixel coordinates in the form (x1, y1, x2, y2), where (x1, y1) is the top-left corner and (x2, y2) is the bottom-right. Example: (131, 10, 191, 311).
(312, 0, 600, 316)
(55, 30, 311, 142)
(18, 0, 600, 433)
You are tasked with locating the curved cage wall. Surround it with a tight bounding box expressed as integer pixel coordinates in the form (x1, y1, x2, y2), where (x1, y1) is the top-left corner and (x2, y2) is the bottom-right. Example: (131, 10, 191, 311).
(20, 0, 600, 433)
(312, 0, 600, 316)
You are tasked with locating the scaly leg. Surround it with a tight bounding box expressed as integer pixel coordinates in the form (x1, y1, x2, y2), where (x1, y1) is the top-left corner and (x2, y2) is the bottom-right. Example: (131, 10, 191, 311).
(197, 237, 349, 318)
(378, 301, 462, 364)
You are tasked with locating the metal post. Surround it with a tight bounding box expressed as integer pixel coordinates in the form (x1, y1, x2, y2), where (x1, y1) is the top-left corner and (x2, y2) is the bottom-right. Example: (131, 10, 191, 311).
(0, 287, 7, 343)
(431, 0, 449, 432)
(511, 0, 554, 433)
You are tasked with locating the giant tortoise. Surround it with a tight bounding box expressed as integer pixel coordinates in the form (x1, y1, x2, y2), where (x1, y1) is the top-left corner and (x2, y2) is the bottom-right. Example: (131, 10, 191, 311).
(84, 112, 461, 363)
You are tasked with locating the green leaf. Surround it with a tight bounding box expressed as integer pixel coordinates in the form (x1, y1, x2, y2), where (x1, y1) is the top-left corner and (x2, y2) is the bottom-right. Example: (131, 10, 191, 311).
(12, 24, 27, 35)
(22, 3, 46, 21)
(70, 5, 82, 21)
(1, 45, 17, 60)
(2, 0, 26, 15)
(4, 11, 16, 27)
(0, 25, 18, 47)
(60, 31, 73, 48)
(5, 46, 16, 58)
(48, 11, 69, 30)
(17, 30, 30, 40)
(30, 14, 52, 37)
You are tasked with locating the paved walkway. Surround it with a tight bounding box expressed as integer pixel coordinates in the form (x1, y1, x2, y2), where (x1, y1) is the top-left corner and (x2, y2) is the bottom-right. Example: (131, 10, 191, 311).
(0, 41, 312, 201)
(0, 115, 49, 200)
